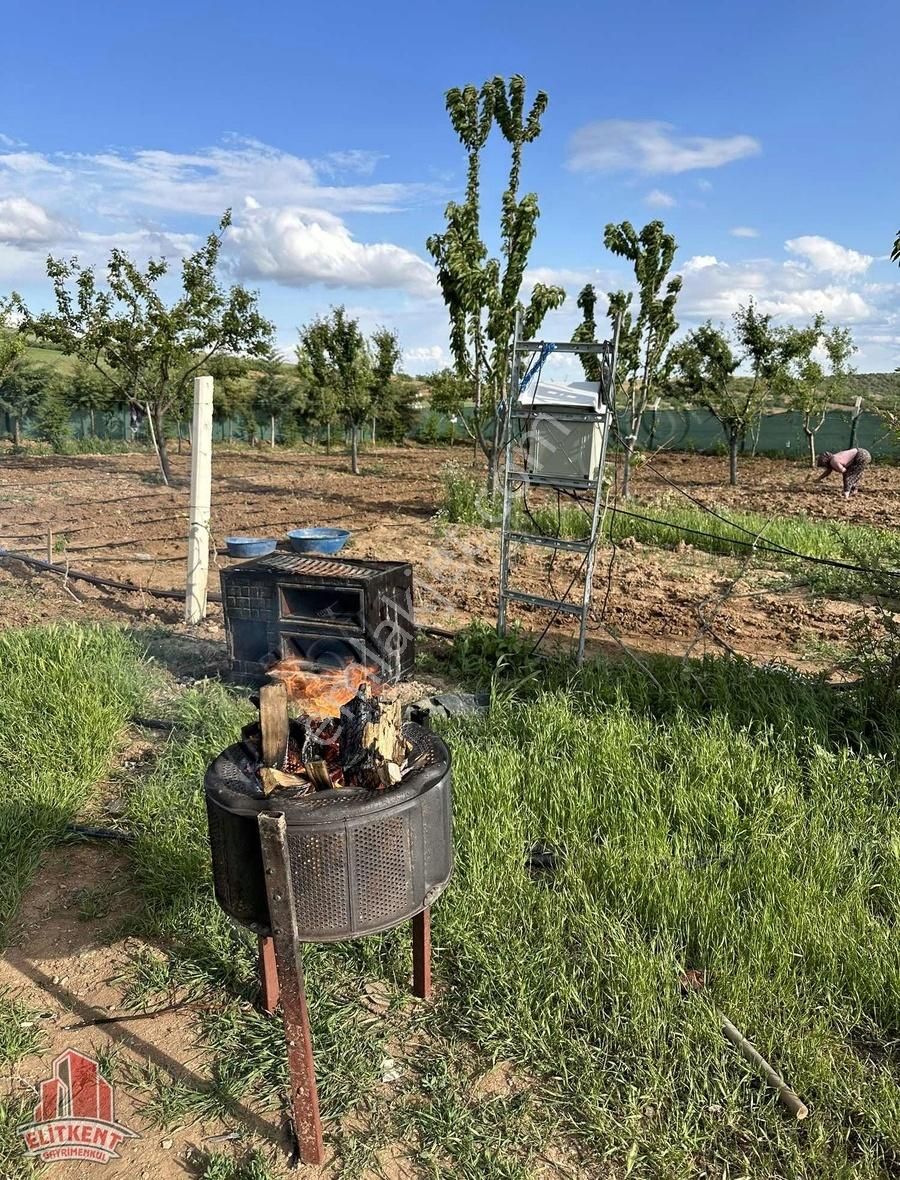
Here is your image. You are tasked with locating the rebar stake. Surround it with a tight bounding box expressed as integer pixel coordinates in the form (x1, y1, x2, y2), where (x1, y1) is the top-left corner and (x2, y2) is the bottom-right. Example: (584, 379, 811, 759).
(258, 812, 324, 1166)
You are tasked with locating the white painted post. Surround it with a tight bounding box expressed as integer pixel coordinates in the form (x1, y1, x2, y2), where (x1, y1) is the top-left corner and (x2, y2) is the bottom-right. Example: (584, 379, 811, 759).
(185, 375, 214, 624)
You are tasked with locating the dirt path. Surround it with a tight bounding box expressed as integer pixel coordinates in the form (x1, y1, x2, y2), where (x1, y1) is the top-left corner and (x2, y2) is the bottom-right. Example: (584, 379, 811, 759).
(0, 843, 295, 1179)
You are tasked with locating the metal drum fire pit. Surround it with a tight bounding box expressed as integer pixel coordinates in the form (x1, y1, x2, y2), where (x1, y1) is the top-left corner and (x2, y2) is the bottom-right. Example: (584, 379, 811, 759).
(203, 676, 453, 1166)
(205, 721, 453, 941)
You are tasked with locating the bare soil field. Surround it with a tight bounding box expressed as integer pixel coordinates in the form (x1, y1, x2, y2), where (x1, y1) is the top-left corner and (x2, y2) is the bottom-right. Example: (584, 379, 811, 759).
(0, 445, 894, 668)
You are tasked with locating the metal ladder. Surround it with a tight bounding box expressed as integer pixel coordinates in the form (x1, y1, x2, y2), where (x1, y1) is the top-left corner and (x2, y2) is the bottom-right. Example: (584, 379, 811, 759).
(497, 318, 620, 664)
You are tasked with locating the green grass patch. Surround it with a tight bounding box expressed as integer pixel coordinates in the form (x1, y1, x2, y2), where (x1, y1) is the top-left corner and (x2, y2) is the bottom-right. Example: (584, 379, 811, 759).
(0, 625, 146, 940)
(0, 989, 46, 1066)
(112, 639, 900, 1176)
(437, 463, 900, 598)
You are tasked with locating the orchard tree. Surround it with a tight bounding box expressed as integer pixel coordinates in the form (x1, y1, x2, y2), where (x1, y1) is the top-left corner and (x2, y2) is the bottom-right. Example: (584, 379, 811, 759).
(427, 75, 565, 495)
(669, 323, 743, 483)
(24, 212, 274, 484)
(298, 307, 372, 474)
(369, 326, 401, 450)
(208, 353, 253, 442)
(425, 367, 475, 447)
(785, 319, 856, 467)
(0, 295, 24, 381)
(0, 359, 56, 447)
(574, 220, 682, 498)
(254, 359, 306, 447)
(65, 361, 116, 437)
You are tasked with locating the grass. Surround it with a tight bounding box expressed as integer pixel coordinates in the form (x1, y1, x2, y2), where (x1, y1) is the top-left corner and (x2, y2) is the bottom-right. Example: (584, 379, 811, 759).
(0, 625, 146, 940)
(1, 622, 898, 1176)
(0, 989, 46, 1067)
(437, 462, 900, 598)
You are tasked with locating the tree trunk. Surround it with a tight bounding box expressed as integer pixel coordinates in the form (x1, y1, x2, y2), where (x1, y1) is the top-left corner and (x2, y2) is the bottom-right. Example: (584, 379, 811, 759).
(176, 420, 182, 456)
(326, 422, 331, 454)
(270, 414, 276, 448)
(13, 416, 21, 448)
(228, 419, 233, 442)
(351, 423, 360, 475)
(372, 414, 377, 454)
(804, 424, 816, 468)
(729, 430, 739, 487)
(621, 435, 637, 500)
(89, 408, 96, 437)
(148, 406, 173, 486)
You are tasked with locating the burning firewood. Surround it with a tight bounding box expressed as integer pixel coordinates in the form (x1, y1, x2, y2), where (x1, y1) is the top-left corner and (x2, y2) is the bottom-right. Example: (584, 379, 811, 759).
(340, 683, 410, 790)
(259, 766, 313, 797)
(255, 660, 410, 794)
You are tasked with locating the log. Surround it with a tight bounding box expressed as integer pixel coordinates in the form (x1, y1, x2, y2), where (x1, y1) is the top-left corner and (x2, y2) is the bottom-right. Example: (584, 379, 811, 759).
(259, 766, 311, 797)
(259, 681, 290, 769)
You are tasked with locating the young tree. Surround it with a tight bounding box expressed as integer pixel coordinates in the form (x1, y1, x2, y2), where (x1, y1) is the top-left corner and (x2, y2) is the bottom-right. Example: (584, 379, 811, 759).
(425, 368, 475, 449)
(65, 361, 116, 437)
(783, 317, 858, 467)
(669, 323, 743, 482)
(298, 307, 372, 474)
(208, 354, 252, 442)
(35, 377, 71, 451)
(369, 327, 401, 451)
(427, 75, 565, 495)
(574, 221, 682, 498)
(0, 358, 49, 446)
(24, 212, 274, 484)
(254, 359, 306, 447)
(0, 295, 24, 382)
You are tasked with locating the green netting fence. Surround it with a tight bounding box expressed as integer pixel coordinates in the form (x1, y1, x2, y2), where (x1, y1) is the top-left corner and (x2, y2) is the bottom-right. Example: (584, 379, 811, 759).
(4, 405, 899, 459)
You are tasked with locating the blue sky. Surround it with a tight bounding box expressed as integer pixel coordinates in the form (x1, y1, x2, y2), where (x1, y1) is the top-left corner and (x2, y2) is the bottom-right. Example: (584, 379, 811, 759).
(1, 0, 897, 371)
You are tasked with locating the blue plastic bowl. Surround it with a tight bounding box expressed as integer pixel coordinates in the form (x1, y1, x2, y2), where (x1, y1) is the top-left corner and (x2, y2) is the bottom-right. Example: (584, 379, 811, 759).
(287, 527, 351, 555)
(225, 536, 277, 559)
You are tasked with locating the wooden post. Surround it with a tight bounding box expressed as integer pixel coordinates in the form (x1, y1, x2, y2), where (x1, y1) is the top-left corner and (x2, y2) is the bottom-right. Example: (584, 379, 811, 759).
(412, 907, 432, 1000)
(258, 812, 325, 1166)
(184, 375, 214, 624)
(46, 527, 53, 566)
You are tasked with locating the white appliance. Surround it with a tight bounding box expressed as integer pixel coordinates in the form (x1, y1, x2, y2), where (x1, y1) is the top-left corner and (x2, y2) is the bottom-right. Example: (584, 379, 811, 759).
(517, 380, 609, 482)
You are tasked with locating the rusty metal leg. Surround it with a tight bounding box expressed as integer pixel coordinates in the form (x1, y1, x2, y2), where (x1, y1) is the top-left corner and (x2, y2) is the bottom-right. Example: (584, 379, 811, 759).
(412, 907, 432, 1000)
(258, 813, 324, 1166)
(258, 935, 280, 1016)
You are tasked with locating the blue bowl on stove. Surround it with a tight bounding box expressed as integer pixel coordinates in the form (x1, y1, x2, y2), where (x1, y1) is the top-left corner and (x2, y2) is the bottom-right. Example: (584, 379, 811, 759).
(287, 527, 351, 555)
(225, 536, 277, 559)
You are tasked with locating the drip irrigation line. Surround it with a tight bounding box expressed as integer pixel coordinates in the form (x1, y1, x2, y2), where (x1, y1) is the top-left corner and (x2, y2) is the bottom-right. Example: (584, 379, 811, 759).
(608, 505, 900, 581)
(0, 547, 222, 603)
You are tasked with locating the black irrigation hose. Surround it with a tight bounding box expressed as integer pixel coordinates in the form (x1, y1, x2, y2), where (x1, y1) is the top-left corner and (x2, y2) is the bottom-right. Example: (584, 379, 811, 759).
(65, 824, 134, 844)
(609, 505, 900, 581)
(0, 547, 223, 603)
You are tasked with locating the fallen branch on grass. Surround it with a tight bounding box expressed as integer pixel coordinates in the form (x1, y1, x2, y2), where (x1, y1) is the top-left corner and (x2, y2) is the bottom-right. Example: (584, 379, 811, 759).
(721, 1015, 809, 1120)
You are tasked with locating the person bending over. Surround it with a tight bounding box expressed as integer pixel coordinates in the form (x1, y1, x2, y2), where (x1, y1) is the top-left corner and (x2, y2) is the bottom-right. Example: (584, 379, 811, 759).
(816, 446, 871, 499)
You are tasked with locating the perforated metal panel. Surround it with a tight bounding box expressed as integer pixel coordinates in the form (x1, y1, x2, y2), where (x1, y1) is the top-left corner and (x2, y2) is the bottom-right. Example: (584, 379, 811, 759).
(289, 830, 350, 934)
(352, 816, 412, 927)
(245, 553, 382, 579)
(205, 723, 453, 940)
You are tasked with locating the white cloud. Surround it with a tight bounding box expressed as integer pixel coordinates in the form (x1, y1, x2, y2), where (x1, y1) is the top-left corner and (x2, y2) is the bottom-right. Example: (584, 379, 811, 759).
(0, 135, 442, 296)
(227, 199, 437, 296)
(567, 120, 760, 175)
(677, 255, 876, 323)
(0, 196, 68, 246)
(404, 344, 444, 365)
(784, 234, 873, 276)
(696, 178, 713, 192)
(681, 255, 719, 273)
(644, 188, 676, 208)
(730, 226, 759, 238)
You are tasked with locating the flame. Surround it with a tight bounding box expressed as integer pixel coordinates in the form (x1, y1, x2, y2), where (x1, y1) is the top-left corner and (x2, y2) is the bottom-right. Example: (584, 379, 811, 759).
(268, 659, 380, 719)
